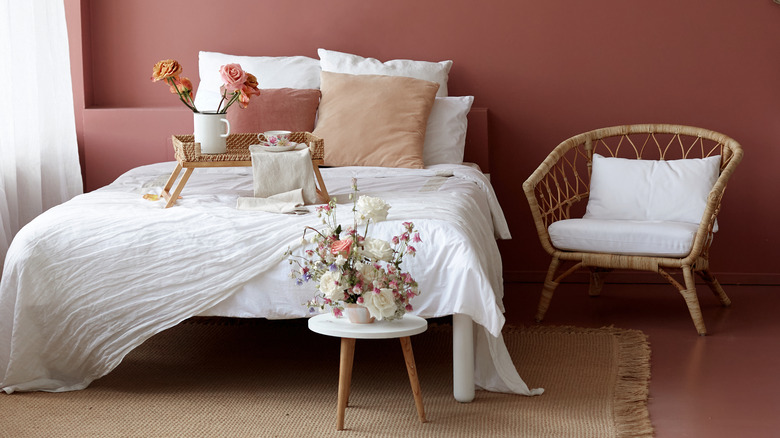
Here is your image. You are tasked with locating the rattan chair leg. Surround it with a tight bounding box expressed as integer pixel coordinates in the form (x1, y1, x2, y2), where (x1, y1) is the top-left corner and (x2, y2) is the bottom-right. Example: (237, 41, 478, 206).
(536, 258, 561, 322)
(681, 267, 708, 336)
(588, 268, 611, 297)
(697, 270, 732, 307)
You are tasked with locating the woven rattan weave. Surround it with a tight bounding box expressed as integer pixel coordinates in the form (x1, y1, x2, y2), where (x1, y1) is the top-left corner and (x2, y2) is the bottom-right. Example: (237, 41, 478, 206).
(523, 124, 743, 335)
(172, 132, 324, 162)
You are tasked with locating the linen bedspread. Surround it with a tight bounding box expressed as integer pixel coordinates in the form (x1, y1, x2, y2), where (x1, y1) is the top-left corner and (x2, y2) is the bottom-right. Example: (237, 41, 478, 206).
(0, 162, 542, 396)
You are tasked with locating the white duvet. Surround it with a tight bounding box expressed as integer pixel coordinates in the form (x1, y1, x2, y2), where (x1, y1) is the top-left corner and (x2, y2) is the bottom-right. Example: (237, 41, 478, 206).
(0, 162, 542, 396)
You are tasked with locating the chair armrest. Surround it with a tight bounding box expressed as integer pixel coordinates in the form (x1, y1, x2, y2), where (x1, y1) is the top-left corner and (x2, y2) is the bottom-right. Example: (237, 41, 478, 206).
(523, 139, 591, 255)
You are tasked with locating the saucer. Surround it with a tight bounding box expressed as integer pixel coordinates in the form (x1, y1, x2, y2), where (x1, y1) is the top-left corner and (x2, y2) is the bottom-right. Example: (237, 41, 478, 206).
(252, 142, 301, 152)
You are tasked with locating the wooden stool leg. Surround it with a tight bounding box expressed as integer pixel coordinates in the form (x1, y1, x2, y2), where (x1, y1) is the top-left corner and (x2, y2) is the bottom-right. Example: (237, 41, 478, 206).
(337, 337, 356, 431)
(400, 337, 426, 423)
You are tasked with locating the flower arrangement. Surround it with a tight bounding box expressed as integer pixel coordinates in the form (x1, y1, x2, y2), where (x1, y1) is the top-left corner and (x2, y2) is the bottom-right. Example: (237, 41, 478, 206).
(287, 179, 422, 321)
(151, 59, 261, 113)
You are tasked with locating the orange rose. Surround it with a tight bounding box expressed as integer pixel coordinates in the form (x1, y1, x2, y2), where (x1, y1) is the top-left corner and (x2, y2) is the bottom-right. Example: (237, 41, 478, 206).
(151, 59, 182, 82)
(234, 73, 260, 108)
(238, 92, 251, 108)
(245, 73, 259, 89)
(169, 77, 193, 96)
(238, 75, 261, 108)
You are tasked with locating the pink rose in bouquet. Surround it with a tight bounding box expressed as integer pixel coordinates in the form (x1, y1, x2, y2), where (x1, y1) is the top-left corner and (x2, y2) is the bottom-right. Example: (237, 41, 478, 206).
(331, 239, 353, 257)
(219, 63, 248, 93)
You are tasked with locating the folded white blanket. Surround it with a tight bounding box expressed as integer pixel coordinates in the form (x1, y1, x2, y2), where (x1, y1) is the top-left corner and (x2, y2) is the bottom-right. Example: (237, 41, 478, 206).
(236, 188, 309, 214)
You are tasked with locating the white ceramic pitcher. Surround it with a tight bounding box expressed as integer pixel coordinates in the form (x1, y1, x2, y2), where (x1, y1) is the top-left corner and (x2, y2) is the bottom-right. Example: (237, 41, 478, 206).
(193, 112, 230, 154)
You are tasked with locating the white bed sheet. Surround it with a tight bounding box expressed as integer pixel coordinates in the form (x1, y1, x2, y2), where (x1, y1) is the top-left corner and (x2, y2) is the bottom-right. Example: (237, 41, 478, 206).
(0, 161, 541, 396)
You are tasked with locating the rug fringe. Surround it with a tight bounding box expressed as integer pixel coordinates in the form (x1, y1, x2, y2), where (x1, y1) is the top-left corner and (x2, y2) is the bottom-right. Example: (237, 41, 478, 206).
(505, 325, 654, 437)
(612, 327, 654, 438)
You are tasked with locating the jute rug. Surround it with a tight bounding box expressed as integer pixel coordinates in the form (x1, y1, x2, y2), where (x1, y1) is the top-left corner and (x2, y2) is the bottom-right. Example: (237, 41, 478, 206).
(0, 319, 652, 438)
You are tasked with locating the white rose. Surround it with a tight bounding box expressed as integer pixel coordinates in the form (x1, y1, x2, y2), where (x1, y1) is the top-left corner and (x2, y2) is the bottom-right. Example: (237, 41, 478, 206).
(360, 237, 394, 262)
(356, 196, 390, 224)
(362, 288, 397, 320)
(318, 271, 343, 301)
(357, 262, 382, 284)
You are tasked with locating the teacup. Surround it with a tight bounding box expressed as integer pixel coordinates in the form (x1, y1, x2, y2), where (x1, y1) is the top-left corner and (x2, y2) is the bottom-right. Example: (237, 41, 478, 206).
(261, 130, 292, 146)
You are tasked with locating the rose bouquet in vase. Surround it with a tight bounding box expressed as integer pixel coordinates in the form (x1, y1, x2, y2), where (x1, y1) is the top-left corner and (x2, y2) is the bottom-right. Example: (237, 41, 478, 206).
(287, 179, 422, 322)
(151, 59, 261, 153)
(150, 59, 261, 113)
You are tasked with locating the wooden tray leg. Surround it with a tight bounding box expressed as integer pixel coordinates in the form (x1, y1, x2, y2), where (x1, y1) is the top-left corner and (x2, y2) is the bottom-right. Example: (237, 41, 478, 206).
(162, 162, 183, 194)
(162, 165, 193, 208)
(312, 161, 330, 203)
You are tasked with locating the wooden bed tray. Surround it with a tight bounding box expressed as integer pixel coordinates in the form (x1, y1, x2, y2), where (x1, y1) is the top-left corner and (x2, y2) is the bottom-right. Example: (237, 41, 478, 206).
(162, 133, 329, 208)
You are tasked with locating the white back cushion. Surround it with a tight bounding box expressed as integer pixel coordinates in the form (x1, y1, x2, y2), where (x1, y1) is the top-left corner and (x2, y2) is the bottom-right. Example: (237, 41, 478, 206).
(194, 51, 321, 112)
(584, 154, 721, 224)
(318, 48, 452, 97)
(423, 96, 473, 165)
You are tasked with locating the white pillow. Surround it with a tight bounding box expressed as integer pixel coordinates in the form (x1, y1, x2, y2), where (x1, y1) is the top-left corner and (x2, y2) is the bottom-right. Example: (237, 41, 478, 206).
(584, 154, 721, 224)
(423, 96, 474, 165)
(194, 51, 321, 111)
(318, 48, 452, 97)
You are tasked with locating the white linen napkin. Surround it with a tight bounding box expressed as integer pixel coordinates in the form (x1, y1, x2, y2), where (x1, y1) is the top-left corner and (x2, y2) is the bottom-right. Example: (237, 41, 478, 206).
(236, 188, 309, 214)
(249, 145, 318, 205)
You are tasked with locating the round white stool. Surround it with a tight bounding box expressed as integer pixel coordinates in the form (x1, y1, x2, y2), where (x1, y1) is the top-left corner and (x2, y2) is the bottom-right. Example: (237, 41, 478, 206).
(308, 313, 428, 431)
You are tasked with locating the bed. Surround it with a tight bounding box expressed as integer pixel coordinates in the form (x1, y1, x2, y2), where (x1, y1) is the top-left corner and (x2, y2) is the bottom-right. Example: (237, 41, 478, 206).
(0, 49, 544, 401)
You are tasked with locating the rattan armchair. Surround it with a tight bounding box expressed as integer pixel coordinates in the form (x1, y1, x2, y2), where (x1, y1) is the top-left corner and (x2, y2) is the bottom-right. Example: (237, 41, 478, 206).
(523, 124, 743, 335)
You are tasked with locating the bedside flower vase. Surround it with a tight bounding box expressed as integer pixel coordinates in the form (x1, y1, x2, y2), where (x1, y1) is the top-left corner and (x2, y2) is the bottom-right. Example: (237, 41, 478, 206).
(344, 304, 375, 324)
(193, 112, 230, 154)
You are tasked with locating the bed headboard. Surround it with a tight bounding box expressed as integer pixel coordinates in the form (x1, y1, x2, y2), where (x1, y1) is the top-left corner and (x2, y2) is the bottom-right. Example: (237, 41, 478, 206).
(464, 107, 489, 173)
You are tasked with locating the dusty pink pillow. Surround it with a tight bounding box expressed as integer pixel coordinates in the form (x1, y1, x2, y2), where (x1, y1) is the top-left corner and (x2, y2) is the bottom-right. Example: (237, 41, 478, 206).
(226, 88, 321, 133)
(313, 71, 439, 168)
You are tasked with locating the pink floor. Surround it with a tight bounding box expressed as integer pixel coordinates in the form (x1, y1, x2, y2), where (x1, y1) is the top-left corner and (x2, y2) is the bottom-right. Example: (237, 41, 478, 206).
(502, 281, 780, 438)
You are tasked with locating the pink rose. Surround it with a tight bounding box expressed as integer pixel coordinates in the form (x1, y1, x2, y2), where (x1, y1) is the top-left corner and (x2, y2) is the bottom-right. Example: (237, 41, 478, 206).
(331, 239, 353, 256)
(219, 63, 247, 92)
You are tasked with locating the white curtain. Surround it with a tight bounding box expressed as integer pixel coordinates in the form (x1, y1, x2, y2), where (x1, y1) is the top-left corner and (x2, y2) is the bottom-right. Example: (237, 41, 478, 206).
(0, 0, 83, 268)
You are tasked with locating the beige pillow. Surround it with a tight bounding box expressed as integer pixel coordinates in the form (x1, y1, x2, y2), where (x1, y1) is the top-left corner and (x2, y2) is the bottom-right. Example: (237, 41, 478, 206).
(314, 71, 440, 168)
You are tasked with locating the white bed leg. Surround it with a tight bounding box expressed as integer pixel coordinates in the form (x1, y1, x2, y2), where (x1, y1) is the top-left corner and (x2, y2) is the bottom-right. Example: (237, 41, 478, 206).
(452, 313, 475, 403)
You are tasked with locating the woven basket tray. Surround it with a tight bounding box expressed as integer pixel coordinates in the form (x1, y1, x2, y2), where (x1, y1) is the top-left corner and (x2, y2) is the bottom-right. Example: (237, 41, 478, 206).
(172, 132, 324, 163)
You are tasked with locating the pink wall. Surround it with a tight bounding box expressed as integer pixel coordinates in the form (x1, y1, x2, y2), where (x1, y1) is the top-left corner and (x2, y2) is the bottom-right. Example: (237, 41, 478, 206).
(65, 0, 780, 283)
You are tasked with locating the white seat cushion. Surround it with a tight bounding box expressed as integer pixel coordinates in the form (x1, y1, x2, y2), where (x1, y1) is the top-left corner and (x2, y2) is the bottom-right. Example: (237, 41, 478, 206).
(548, 218, 711, 257)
